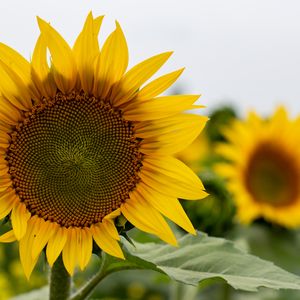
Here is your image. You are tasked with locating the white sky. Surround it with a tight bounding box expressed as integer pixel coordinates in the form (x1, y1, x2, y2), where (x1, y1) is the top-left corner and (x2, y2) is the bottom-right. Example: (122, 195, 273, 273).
(0, 0, 299, 116)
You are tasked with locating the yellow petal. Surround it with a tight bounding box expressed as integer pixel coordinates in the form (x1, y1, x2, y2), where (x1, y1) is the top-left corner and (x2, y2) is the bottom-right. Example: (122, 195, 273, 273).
(0, 166, 9, 177)
(214, 163, 237, 179)
(0, 96, 22, 125)
(19, 216, 40, 279)
(215, 143, 242, 163)
(137, 68, 184, 100)
(268, 106, 288, 135)
(0, 188, 17, 219)
(123, 95, 200, 121)
(121, 191, 177, 246)
(62, 228, 78, 275)
(93, 15, 104, 33)
(0, 131, 10, 148)
(0, 43, 40, 101)
(94, 21, 128, 99)
(0, 230, 16, 243)
(31, 34, 56, 98)
(46, 226, 68, 267)
(273, 106, 287, 121)
(11, 202, 31, 240)
(137, 182, 196, 234)
(0, 155, 8, 167)
(0, 121, 12, 133)
(31, 219, 56, 260)
(73, 12, 104, 93)
(102, 219, 120, 241)
(138, 114, 208, 154)
(90, 223, 124, 259)
(111, 52, 173, 106)
(104, 208, 121, 220)
(0, 176, 12, 191)
(37, 17, 77, 93)
(247, 111, 262, 129)
(78, 228, 93, 270)
(141, 156, 207, 200)
(0, 59, 32, 110)
(135, 114, 203, 138)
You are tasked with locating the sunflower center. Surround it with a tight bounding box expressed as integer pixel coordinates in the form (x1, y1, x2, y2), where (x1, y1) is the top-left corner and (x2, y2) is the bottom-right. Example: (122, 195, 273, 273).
(6, 91, 143, 227)
(245, 143, 299, 206)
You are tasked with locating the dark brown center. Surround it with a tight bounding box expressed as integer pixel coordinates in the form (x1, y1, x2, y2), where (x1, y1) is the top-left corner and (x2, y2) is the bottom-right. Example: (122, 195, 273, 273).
(245, 143, 299, 206)
(6, 91, 142, 227)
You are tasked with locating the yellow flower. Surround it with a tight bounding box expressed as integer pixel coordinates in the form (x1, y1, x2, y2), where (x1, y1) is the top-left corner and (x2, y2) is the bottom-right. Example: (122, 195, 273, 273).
(0, 13, 207, 278)
(216, 107, 300, 227)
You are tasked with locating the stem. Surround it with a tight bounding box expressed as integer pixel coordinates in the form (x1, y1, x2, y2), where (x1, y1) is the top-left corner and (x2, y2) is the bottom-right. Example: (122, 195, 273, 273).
(49, 255, 71, 300)
(70, 253, 139, 300)
(70, 255, 107, 300)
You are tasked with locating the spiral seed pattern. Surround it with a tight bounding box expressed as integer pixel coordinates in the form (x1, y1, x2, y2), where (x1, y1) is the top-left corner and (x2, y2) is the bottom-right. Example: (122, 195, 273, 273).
(6, 92, 143, 227)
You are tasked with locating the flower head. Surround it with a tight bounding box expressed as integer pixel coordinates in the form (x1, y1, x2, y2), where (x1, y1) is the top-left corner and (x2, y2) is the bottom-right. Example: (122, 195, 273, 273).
(216, 107, 300, 227)
(0, 13, 207, 278)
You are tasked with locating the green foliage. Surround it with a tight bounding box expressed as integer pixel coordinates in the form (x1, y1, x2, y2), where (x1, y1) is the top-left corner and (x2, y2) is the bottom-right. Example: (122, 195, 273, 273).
(116, 232, 300, 292)
(231, 224, 300, 274)
(228, 224, 300, 300)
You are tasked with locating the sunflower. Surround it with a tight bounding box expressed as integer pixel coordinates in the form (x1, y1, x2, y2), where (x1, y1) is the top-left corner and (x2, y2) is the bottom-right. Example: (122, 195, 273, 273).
(0, 13, 207, 278)
(216, 107, 300, 227)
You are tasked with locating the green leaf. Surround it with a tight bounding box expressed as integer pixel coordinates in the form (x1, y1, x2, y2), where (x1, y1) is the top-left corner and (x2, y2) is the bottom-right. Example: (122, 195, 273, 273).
(228, 224, 300, 299)
(234, 224, 300, 275)
(115, 232, 300, 292)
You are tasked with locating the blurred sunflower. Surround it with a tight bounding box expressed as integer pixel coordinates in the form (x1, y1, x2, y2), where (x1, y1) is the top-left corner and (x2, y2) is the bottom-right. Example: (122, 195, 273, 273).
(216, 107, 300, 227)
(176, 132, 209, 174)
(177, 106, 237, 174)
(0, 13, 208, 278)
